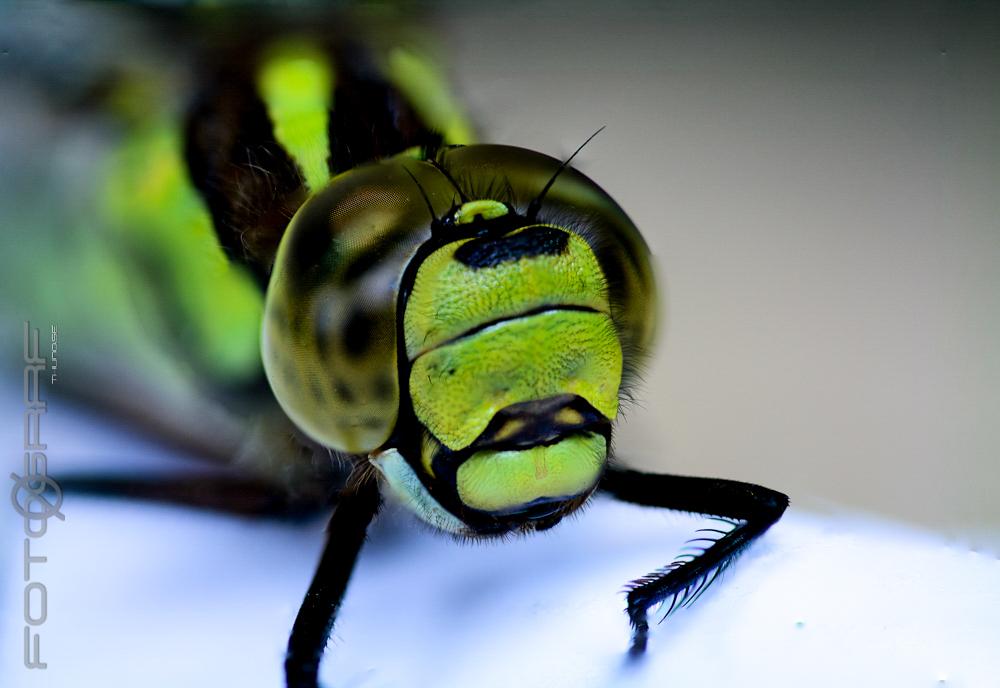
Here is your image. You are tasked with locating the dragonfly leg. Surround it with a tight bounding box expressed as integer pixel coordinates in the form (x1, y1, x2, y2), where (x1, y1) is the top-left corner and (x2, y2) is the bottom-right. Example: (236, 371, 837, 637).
(600, 467, 788, 654)
(285, 473, 382, 688)
(59, 472, 337, 520)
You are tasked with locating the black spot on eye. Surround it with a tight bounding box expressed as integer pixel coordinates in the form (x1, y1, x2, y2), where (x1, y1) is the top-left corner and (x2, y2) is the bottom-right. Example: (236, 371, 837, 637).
(343, 309, 375, 358)
(373, 374, 395, 401)
(454, 226, 569, 269)
(286, 200, 338, 292)
(342, 243, 389, 283)
(333, 381, 356, 404)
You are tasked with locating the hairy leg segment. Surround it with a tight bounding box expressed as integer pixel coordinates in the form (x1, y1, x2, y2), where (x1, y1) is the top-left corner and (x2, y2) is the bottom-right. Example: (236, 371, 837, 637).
(600, 467, 788, 654)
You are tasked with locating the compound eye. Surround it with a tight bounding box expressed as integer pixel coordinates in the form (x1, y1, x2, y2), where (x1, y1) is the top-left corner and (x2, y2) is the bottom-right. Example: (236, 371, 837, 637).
(261, 159, 455, 454)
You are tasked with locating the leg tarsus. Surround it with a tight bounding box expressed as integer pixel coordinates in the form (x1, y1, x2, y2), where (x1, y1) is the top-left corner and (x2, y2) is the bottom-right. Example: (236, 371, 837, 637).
(628, 608, 650, 656)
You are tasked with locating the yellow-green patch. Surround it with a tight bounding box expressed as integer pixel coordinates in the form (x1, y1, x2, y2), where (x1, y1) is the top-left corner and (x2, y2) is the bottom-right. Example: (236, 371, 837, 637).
(103, 120, 263, 383)
(386, 47, 475, 145)
(409, 310, 622, 450)
(454, 199, 508, 225)
(257, 40, 334, 192)
(456, 433, 606, 512)
(404, 226, 610, 358)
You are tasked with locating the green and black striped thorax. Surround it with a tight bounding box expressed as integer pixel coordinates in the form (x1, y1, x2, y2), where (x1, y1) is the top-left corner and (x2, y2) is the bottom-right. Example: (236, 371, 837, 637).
(181, 30, 657, 537)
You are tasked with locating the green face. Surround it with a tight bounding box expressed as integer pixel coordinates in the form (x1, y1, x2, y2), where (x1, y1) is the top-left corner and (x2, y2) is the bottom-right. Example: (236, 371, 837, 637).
(396, 202, 621, 533)
(262, 145, 655, 537)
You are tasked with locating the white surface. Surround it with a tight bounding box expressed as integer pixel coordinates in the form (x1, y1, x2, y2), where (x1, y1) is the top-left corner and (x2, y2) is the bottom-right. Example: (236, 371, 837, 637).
(2, 409, 997, 688)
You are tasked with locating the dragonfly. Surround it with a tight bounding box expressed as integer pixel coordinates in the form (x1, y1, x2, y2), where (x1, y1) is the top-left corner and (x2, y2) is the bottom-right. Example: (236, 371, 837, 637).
(1, 4, 787, 687)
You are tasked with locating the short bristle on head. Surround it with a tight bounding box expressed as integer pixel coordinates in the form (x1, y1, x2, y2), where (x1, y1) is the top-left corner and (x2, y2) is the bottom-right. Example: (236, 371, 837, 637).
(402, 165, 443, 234)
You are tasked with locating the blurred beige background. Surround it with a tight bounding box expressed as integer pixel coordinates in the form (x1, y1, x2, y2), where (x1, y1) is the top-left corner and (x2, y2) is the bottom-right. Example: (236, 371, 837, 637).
(443, 2, 1000, 546)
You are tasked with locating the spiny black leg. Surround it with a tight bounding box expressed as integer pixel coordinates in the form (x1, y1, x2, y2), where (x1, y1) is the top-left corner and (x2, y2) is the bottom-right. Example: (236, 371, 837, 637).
(286, 473, 381, 688)
(600, 467, 788, 654)
(58, 473, 335, 520)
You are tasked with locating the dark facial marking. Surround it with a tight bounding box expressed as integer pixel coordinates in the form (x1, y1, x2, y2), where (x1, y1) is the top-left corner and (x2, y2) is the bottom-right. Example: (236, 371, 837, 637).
(454, 226, 569, 269)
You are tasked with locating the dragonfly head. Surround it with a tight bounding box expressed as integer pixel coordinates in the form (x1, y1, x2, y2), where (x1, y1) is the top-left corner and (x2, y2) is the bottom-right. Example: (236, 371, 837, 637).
(261, 144, 654, 537)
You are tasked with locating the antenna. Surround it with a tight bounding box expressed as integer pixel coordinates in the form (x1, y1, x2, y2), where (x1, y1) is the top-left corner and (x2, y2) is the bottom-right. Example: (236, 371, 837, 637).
(402, 166, 442, 233)
(428, 157, 470, 204)
(527, 126, 606, 220)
